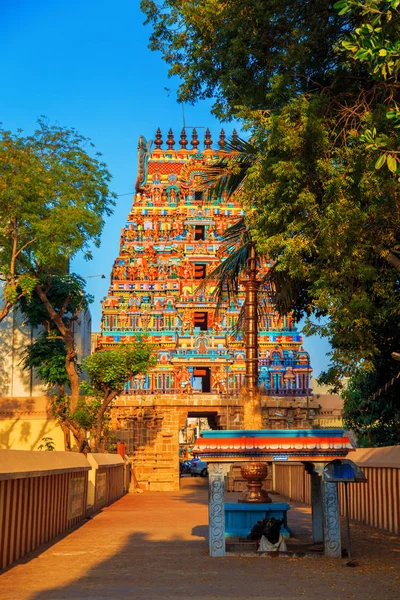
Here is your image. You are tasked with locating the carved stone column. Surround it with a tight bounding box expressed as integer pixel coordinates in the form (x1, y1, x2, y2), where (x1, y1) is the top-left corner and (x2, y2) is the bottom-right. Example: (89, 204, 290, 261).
(311, 472, 324, 544)
(208, 463, 231, 557)
(323, 480, 341, 557)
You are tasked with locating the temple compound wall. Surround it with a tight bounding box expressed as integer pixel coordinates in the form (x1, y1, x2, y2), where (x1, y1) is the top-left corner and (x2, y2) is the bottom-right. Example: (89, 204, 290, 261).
(99, 127, 316, 491)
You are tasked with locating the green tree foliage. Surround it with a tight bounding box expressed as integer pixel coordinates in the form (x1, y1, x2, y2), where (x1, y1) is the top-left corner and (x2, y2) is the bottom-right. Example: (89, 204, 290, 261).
(22, 283, 155, 450)
(141, 0, 348, 119)
(342, 353, 400, 446)
(20, 274, 92, 448)
(142, 0, 399, 166)
(19, 273, 92, 418)
(22, 332, 70, 392)
(238, 101, 399, 377)
(334, 0, 400, 174)
(0, 118, 115, 322)
(81, 343, 156, 451)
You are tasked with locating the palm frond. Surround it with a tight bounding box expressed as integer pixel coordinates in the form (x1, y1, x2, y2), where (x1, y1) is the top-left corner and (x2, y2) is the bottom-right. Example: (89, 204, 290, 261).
(229, 303, 246, 337)
(196, 237, 253, 310)
(219, 217, 248, 251)
(205, 135, 259, 200)
(262, 265, 309, 321)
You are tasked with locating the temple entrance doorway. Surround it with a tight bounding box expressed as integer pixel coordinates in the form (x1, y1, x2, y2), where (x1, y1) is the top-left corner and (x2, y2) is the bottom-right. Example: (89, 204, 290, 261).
(179, 410, 221, 463)
(192, 367, 211, 393)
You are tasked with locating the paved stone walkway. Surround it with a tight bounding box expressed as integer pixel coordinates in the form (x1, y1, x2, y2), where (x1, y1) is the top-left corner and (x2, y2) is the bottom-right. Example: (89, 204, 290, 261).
(1, 477, 400, 599)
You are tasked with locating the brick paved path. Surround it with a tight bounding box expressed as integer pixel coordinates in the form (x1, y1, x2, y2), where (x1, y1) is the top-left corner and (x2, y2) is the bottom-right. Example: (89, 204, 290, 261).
(1, 477, 399, 599)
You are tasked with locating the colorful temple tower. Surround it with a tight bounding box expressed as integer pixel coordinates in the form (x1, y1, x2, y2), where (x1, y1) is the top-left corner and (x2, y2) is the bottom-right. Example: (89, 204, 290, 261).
(98, 127, 313, 399)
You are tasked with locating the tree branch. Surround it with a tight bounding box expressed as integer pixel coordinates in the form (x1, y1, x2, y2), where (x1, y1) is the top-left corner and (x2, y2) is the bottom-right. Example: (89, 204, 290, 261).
(374, 246, 400, 271)
(34, 283, 69, 336)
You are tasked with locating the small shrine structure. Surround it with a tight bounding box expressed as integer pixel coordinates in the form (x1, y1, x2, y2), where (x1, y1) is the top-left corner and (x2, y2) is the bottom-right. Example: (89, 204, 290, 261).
(194, 429, 356, 558)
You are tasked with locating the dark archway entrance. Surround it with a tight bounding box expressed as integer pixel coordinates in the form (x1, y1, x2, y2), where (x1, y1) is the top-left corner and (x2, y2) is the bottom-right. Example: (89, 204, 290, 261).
(193, 367, 211, 393)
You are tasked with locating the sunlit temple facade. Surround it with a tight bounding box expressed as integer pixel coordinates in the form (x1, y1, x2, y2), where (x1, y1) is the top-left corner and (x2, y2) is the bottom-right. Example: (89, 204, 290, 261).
(98, 127, 312, 397)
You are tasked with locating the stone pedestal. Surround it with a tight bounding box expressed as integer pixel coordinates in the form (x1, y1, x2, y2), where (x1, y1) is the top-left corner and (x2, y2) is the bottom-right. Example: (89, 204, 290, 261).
(225, 502, 291, 538)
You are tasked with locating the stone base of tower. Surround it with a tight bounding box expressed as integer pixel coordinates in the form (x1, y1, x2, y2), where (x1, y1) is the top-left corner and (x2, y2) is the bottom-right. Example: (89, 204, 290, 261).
(109, 392, 322, 492)
(110, 393, 244, 492)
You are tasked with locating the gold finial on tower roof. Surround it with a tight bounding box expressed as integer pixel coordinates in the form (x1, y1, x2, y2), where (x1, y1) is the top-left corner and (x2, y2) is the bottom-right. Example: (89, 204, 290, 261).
(191, 128, 199, 150)
(155, 128, 163, 149)
(232, 128, 238, 148)
(218, 128, 226, 149)
(167, 128, 175, 150)
(204, 128, 212, 149)
(179, 128, 188, 149)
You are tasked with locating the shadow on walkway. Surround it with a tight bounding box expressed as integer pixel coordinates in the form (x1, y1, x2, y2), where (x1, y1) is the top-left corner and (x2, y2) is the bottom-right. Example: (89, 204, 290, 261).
(26, 527, 400, 600)
(1, 478, 399, 600)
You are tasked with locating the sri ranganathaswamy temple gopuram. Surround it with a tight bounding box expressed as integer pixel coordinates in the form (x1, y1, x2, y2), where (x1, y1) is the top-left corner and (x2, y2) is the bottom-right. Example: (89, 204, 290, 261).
(99, 128, 319, 491)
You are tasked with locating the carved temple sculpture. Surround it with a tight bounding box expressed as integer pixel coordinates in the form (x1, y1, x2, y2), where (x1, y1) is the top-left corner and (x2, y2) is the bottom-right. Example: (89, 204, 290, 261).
(98, 128, 313, 398)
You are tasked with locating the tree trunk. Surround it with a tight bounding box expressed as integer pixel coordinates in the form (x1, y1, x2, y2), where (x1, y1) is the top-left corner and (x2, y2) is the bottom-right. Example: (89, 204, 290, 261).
(0, 301, 12, 324)
(34, 283, 80, 412)
(94, 415, 105, 453)
(57, 409, 86, 452)
(93, 394, 118, 452)
(64, 335, 81, 414)
(244, 243, 259, 399)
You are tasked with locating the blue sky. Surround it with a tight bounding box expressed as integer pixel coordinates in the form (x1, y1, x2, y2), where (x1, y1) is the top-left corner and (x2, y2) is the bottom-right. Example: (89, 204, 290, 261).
(1, 0, 331, 375)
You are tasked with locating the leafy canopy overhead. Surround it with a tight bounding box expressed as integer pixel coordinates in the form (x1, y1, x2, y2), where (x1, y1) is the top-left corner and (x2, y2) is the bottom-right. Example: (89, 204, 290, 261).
(142, 0, 399, 170)
(142, 0, 362, 119)
(341, 315, 400, 447)
(0, 119, 115, 320)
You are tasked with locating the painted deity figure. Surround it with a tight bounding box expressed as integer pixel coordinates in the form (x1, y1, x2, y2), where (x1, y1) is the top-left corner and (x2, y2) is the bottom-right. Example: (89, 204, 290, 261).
(195, 331, 209, 354)
(182, 261, 192, 281)
(175, 366, 192, 394)
(148, 265, 158, 281)
(211, 312, 224, 334)
(169, 187, 177, 203)
(181, 309, 193, 335)
(180, 366, 192, 393)
(213, 367, 227, 394)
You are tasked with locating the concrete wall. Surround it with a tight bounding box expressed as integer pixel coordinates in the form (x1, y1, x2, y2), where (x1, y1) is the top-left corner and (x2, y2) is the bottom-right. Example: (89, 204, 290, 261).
(73, 308, 92, 364)
(86, 453, 126, 512)
(0, 397, 65, 451)
(0, 450, 90, 570)
(272, 446, 400, 535)
(311, 377, 344, 428)
(0, 309, 48, 397)
(0, 307, 92, 398)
